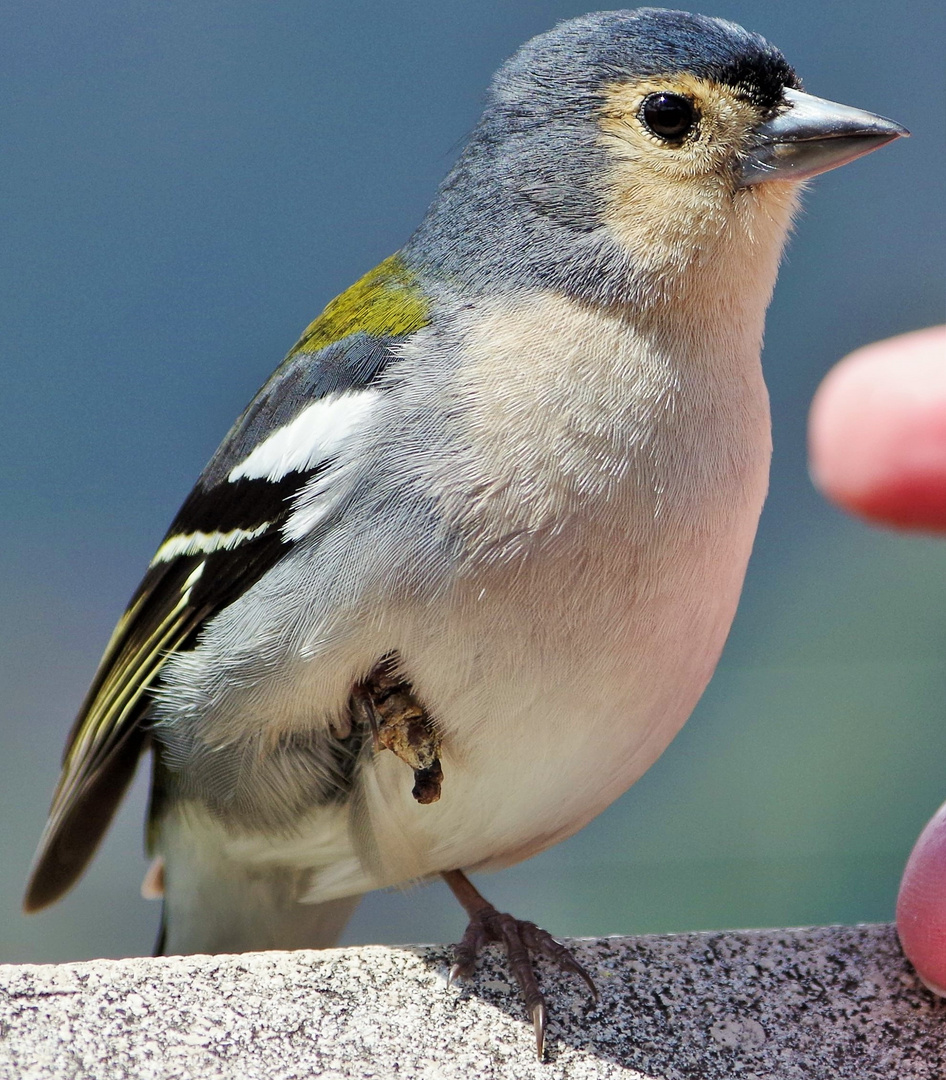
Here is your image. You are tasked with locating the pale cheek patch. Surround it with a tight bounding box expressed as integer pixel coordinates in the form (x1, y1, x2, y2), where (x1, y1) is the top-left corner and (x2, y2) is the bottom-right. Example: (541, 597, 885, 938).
(595, 75, 786, 277)
(228, 390, 381, 484)
(150, 525, 271, 565)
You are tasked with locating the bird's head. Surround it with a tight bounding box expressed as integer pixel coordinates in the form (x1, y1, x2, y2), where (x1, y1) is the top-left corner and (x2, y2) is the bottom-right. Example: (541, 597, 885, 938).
(410, 8, 906, 303)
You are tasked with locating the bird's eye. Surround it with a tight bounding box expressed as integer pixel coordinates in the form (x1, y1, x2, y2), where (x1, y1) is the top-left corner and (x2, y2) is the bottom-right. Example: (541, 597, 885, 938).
(639, 93, 697, 142)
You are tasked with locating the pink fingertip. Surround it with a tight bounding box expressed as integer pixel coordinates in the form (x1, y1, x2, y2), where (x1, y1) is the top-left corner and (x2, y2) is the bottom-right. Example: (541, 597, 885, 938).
(809, 326, 946, 532)
(896, 799, 946, 998)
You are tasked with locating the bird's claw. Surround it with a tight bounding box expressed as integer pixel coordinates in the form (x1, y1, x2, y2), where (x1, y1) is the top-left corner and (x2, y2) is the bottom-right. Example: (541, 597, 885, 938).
(448, 901, 597, 1059)
(531, 1001, 547, 1058)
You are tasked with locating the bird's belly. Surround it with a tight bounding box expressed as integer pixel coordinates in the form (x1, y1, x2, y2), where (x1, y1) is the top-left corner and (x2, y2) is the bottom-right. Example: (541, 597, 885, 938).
(303, 491, 764, 901)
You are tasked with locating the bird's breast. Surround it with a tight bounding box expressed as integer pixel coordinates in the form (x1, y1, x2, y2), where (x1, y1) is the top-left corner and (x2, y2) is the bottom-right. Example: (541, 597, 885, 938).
(424, 288, 773, 553)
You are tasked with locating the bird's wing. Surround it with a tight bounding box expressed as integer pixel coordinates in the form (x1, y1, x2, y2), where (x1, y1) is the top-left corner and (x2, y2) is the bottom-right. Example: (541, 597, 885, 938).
(25, 254, 431, 911)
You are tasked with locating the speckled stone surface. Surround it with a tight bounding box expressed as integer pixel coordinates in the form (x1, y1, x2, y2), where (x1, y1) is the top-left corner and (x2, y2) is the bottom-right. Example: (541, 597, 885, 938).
(0, 924, 942, 1079)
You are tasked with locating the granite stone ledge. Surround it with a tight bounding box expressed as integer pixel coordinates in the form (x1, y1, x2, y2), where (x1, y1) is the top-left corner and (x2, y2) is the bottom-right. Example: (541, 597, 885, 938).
(0, 924, 943, 1079)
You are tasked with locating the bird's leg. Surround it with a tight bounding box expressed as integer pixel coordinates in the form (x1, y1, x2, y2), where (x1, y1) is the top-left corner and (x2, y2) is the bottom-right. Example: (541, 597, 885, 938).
(442, 868, 597, 1059)
(350, 653, 443, 803)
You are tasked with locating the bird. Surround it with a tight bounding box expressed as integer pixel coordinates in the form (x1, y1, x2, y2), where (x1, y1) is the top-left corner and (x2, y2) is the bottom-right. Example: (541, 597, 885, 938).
(25, 7, 906, 1058)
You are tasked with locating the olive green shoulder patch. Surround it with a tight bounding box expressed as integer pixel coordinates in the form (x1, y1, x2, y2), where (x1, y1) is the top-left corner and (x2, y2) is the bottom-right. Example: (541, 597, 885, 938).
(291, 254, 431, 356)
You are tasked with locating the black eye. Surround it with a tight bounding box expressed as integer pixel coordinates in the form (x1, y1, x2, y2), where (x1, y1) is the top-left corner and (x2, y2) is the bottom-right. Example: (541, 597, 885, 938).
(640, 93, 697, 141)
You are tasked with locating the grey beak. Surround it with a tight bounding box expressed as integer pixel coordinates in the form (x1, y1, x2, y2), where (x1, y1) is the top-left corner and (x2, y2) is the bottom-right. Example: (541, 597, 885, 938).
(739, 87, 909, 186)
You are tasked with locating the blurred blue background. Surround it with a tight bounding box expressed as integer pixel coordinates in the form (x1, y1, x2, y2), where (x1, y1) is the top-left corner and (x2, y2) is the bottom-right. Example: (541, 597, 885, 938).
(2, 0, 943, 963)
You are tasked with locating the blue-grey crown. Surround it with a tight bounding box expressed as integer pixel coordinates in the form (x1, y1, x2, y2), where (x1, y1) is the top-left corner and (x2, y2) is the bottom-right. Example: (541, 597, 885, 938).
(490, 9, 798, 117)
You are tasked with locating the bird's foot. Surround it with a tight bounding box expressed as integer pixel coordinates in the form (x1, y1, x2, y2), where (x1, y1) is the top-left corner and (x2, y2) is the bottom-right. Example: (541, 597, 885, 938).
(350, 653, 443, 803)
(442, 869, 597, 1059)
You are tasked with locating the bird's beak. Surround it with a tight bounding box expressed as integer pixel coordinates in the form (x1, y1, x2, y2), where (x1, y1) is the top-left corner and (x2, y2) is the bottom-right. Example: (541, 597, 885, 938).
(739, 87, 909, 186)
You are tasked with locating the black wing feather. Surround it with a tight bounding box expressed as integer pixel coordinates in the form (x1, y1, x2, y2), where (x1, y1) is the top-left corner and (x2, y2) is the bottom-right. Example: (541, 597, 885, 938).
(24, 331, 405, 911)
